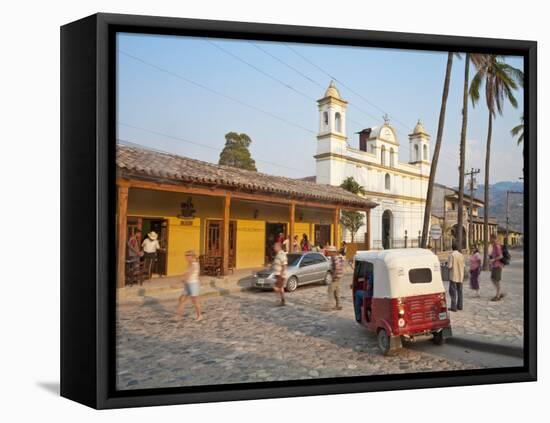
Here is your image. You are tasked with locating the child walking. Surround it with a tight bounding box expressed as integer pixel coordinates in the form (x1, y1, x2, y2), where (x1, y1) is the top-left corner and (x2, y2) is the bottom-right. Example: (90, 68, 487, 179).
(175, 250, 203, 321)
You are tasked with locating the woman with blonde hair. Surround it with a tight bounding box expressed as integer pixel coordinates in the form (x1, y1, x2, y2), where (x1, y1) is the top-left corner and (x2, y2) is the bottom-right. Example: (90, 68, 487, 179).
(175, 250, 202, 321)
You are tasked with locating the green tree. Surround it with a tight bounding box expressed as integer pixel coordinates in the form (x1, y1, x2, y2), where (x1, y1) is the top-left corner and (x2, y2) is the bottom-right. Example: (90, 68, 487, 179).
(421, 52, 455, 248)
(340, 212, 365, 243)
(218, 132, 257, 171)
(339, 177, 366, 243)
(469, 54, 523, 269)
(511, 115, 524, 145)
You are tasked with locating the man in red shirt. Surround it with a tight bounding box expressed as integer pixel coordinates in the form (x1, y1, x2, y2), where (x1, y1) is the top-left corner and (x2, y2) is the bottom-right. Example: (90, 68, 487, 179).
(489, 233, 505, 301)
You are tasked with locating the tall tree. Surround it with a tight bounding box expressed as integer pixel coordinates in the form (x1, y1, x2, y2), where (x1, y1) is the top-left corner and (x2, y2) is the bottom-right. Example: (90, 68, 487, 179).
(456, 53, 470, 251)
(421, 52, 454, 248)
(469, 54, 523, 269)
(218, 132, 257, 171)
(339, 177, 366, 243)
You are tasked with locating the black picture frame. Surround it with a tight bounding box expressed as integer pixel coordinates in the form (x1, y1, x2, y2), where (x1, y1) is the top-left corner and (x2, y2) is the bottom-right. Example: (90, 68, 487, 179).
(60, 12, 537, 409)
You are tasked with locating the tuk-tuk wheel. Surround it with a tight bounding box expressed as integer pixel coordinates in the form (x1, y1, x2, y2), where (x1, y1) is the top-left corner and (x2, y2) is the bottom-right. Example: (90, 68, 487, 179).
(377, 329, 391, 355)
(432, 330, 445, 345)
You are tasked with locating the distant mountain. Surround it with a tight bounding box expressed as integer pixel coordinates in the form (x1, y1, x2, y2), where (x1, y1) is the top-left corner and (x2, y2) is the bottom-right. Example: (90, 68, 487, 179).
(474, 181, 524, 232)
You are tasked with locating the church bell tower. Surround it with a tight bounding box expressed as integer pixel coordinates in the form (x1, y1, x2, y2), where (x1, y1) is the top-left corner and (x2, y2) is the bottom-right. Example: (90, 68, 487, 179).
(316, 80, 348, 157)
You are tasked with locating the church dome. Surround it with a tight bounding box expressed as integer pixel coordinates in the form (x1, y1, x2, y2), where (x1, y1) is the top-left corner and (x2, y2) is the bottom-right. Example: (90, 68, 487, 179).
(412, 119, 427, 135)
(324, 80, 342, 99)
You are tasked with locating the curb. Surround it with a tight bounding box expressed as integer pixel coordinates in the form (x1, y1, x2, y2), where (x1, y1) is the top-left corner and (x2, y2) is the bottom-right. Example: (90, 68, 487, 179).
(447, 335, 523, 358)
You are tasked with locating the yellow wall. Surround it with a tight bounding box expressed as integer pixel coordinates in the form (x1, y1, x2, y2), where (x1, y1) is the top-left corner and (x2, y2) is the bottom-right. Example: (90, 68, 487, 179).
(166, 217, 201, 275)
(236, 219, 265, 268)
(126, 187, 337, 276)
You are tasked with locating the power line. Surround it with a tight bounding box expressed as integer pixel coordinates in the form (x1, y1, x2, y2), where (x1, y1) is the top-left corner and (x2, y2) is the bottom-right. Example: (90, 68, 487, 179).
(118, 49, 316, 135)
(117, 122, 307, 174)
(207, 41, 374, 131)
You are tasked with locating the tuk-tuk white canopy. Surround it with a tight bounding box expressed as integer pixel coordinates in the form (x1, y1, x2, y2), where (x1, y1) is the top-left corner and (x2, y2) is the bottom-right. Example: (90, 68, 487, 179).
(354, 248, 445, 298)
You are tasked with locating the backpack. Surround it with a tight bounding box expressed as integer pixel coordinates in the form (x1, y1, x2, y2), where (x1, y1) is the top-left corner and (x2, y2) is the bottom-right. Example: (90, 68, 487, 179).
(500, 245, 511, 265)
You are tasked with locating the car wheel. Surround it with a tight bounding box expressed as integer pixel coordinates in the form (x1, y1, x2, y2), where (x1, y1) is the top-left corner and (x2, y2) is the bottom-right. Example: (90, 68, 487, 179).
(377, 329, 391, 355)
(432, 330, 445, 345)
(323, 272, 332, 285)
(285, 276, 298, 292)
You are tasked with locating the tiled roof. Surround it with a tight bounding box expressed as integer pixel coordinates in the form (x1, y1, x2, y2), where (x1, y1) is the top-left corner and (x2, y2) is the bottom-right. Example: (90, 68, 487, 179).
(117, 144, 377, 209)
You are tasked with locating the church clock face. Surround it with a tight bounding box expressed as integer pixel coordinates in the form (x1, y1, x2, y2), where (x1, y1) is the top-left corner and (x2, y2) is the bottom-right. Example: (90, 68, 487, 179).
(382, 128, 393, 142)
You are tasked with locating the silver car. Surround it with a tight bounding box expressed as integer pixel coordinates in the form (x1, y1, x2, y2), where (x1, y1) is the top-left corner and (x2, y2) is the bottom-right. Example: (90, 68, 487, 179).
(251, 252, 332, 292)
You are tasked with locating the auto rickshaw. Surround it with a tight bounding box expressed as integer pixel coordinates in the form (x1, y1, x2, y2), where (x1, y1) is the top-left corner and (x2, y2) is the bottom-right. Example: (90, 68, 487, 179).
(352, 248, 452, 355)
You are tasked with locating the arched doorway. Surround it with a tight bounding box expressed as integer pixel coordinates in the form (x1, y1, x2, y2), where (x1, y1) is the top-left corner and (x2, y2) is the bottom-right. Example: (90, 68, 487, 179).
(382, 210, 393, 249)
(450, 224, 467, 250)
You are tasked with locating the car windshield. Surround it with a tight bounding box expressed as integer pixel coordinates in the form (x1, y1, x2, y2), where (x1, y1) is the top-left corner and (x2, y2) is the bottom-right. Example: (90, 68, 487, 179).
(287, 254, 302, 266)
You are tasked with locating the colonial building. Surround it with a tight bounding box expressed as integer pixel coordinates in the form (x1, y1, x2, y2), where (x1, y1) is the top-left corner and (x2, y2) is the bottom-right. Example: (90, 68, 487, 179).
(116, 144, 377, 287)
(430, 183, 498, 250)
(314, 81, 430, 249)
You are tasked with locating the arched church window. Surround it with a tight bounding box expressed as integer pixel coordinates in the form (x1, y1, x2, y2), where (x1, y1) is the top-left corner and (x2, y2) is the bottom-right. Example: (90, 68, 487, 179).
(323, 111, 329, 127)
(423, 144, 428, 160)
(335, 112, 342, 132)
(385, 173, 391, 190)
(414, 144, 419, 161)
(390, 148, 395, 167)
(381, 145, 386, 166)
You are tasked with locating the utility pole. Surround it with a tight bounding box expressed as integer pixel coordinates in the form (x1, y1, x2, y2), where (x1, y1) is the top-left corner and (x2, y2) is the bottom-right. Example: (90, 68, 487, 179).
(466, 168, 480, 250)
(506, 190, 523, 244)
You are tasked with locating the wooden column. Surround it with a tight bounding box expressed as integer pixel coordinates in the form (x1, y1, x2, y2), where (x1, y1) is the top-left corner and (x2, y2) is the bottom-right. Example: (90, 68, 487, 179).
(366, 208, 372, 250)
(289, 202, 296, 252)
(333, 207, 340, 248)
(116, 183, 129, 288)
(221, 194, 231, 275)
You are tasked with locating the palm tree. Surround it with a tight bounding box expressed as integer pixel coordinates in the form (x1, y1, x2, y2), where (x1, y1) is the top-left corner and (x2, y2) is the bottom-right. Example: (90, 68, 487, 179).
(469, 54, 523, 269)
(456, 53, 470, 252)
(421, 53, 454, 248)
(511, 115, 524, 145)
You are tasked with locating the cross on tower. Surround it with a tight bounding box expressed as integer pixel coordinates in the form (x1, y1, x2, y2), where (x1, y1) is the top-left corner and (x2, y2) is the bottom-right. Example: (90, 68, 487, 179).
(383, 113, 390, 123)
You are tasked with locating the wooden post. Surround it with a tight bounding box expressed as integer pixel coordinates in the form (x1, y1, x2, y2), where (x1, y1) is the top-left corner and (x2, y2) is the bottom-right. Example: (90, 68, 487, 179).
(289, 202, 296, 252)
(221, 194, 231, 275)
(116, 183, 129, 288)
(333, 207, 340, 248)
(366, 208, 372, 250)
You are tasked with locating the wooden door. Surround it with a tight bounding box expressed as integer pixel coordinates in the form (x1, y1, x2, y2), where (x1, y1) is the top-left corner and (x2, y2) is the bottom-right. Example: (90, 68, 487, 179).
(207, 220, 236, 260)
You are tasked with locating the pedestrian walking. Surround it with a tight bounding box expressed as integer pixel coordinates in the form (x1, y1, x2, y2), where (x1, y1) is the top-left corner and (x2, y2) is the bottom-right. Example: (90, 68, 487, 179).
(282, 235, 290, 252)
(272, 242, 288, 306)
(175, 250, 202, 321)
(469, 247, 482, 297)
(300, 234, 311, 252)
(142, 231, 161, 280)
(322, 246, 344, 311)
(447, 243, 465, 311)
(489, 233, 506, 301)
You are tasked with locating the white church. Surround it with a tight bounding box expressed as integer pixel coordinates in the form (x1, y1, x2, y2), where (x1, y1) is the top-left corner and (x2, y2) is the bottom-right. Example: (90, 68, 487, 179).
(314, 81, 430, 249)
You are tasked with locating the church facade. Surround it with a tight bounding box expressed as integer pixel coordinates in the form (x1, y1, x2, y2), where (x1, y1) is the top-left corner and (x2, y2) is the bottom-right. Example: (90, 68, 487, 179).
(314, 81, 430, 249)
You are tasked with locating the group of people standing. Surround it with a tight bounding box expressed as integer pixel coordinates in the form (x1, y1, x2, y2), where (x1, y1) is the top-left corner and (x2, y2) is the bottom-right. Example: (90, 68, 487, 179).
(447, 233, 509, 312)
(127, 229, 163, 281)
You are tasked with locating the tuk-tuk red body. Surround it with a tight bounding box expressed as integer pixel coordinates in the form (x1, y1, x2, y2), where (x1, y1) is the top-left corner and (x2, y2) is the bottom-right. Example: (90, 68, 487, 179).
(352, 249, 452, 354)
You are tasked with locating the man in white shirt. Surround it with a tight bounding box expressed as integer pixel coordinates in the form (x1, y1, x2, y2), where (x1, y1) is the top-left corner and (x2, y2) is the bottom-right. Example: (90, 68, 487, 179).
(447, 242, 465, 312)
(142, 231, 161, 279)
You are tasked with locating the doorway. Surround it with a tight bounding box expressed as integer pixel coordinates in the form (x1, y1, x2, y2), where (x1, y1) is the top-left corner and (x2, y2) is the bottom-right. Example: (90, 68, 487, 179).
(314, 224, 331, 249)
(205, 220, 237, 266)
(382, 210, 393, 249)
(127, 216, 169, 277)
(265, 222, 287, 262)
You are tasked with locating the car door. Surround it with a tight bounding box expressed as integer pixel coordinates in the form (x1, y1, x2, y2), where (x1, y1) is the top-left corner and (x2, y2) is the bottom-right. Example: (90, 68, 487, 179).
(296, 254, 316, 284)
(309, 253, 330, 282)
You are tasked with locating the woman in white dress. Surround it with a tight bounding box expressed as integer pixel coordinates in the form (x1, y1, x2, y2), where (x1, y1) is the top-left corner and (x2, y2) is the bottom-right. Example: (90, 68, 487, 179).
(175, 250, 203, 321)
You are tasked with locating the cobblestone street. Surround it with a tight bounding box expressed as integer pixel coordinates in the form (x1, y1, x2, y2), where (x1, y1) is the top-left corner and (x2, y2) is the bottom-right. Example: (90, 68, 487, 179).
(116, 250, 524, 390)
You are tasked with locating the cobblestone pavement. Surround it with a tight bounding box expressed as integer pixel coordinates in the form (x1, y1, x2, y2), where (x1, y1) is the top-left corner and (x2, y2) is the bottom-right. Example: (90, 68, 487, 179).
(116, 250, 524, 390)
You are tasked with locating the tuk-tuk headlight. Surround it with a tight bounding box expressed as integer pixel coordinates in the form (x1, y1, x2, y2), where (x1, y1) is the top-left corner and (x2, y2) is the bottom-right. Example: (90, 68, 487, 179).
(398, 318, 406, 328)
(398, 305, 405, 316)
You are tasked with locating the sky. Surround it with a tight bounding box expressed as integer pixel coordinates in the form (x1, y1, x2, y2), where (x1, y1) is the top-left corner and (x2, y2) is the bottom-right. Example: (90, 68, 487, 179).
(116, 33, 524, 186)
